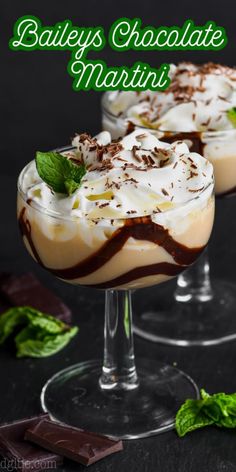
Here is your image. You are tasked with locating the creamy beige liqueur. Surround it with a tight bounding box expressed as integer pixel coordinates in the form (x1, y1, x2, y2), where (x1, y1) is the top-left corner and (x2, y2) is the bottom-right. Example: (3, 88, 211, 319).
(18, 130, 214, 290)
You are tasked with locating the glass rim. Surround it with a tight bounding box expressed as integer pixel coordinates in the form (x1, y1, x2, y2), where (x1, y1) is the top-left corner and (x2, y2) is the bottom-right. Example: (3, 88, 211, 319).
(17, 146, 214, 223)
(101, 91, 236, 137)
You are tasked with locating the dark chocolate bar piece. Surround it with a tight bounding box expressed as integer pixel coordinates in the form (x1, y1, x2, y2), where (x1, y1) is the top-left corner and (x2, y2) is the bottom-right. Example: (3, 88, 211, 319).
(0, 415, 63, 471)
(25, 419, 123, 466)
(0, 272, 72, 323)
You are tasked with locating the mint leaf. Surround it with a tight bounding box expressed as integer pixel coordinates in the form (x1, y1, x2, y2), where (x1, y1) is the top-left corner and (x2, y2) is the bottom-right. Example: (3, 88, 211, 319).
(0, 308, 28, 344)
(202, 391, 236, 428)
(36, 151, 86, 195)
(176, 388, 236, 437)
(64, 178, 80, 195)
(176, 395, 213, 437)
(15, 325, 78, 358)
(0, 306, 78, 358)
(227, 108, 236, 127)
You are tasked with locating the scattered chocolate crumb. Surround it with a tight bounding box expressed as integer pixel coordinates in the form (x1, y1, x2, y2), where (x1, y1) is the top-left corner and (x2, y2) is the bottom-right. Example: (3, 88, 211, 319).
(114, 156, 126, 162)
(187, 171, 198, 180)
(161, 188, 169, 196)
(155, 206, 162, 213)
(132, 146, 142, 163)
(160, 158, 169, 168)
(125, 177, 139, 184)
(201, 118, 211, 127)
(218, 95, 230, 102)
(126, 121, 135, 135)
(188, 186, 204, 193)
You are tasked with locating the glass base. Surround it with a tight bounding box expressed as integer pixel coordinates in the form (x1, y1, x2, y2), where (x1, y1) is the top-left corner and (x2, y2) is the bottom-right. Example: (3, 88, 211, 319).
(41, 359, 198, 440)
(133, 279, 236, 347)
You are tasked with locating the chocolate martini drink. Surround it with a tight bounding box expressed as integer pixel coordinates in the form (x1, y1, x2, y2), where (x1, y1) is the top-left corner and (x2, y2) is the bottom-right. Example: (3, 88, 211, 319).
(102, 62, 236, 345)
(17, 130, 214, 438)
(103, 63, 236, 197)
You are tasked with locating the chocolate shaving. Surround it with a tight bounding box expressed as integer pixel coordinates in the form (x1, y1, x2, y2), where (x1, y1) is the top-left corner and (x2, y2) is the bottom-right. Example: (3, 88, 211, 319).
(160, 158, 170, 168)
(126, 121, 135, 135)
(187, 171, 198, 180)
(188, 186, 204, 193)
(161, 188, 169, 196)
(132, 146, 142, 163)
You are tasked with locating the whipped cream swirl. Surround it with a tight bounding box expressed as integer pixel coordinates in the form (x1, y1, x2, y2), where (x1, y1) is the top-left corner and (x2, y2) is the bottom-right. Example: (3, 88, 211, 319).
(23, 129, 214, 219)
(106, 63, 236, 132)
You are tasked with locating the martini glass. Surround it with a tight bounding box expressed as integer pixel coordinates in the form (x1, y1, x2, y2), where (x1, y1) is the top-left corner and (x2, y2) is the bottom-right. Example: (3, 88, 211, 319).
(102, 93, 236, 346)
(17, 153, 214, 439)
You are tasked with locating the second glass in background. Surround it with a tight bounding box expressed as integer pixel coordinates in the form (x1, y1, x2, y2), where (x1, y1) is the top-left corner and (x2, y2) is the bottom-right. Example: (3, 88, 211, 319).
(102, 92, 236, 346)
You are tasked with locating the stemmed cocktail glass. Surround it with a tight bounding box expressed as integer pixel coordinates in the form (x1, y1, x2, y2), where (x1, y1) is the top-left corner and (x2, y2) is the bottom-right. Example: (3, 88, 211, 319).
(102, 93, 236, 347)
(17, 150, 214, 439)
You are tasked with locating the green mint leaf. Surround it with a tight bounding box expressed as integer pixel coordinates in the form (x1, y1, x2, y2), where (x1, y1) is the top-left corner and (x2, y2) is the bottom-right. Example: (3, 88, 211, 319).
(176, 388, 236, 437)
(15, 325, 78, 358)
(64, 179, 80, 196)
(227, 108, 236, 127)
(36, 151, 86, 195)
(203, 391, 236, 428)
(0, 307, 28, 344)
(175, 396, 213, 437)
(0, 306, 78, 358)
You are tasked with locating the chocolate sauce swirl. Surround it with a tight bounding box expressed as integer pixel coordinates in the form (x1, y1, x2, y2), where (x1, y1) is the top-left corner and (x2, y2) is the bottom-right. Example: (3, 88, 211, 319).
(90, 262, 183, 289)
(217, 186, 236, 198)
(18, 207, 205, 288)
(160, 131, 205, 156)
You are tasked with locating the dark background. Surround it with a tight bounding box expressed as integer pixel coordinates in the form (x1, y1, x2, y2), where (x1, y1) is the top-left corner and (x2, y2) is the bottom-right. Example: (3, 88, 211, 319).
(2, 2, 236, 471)
(2, 0, 236, 176)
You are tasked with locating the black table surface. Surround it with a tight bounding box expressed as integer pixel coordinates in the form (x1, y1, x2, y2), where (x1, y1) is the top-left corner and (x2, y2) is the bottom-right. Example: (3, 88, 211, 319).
(1, 175, 236, 472)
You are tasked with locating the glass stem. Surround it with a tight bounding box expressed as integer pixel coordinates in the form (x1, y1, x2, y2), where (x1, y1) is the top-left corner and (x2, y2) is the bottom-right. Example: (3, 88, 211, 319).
(174, 248, 213, 303)
(99, 290, 139, 391)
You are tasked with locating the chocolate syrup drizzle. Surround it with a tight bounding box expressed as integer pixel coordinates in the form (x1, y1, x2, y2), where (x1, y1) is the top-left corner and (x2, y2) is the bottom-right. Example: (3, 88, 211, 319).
(160, 131, 205, 156)
(217, 186, 236, 198)
(18, 207, 205, 288)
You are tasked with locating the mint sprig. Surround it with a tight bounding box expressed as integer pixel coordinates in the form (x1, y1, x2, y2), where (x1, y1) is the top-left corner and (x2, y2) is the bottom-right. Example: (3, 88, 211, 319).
(36, 151, 86, 195)
(0, 306, 78, 358)
(227, 108, 236, 127)
(176, 388, 236, 437)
